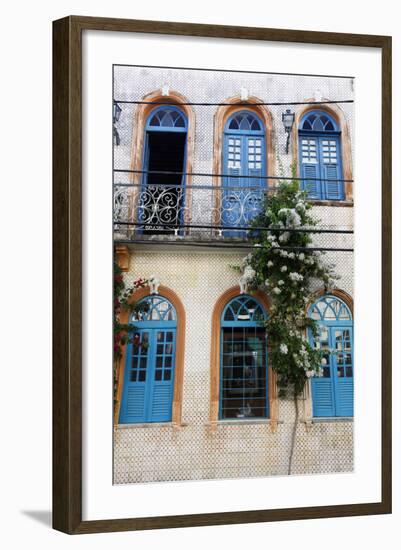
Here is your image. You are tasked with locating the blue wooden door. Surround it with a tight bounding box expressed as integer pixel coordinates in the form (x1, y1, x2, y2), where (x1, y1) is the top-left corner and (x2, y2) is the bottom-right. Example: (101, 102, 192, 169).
(119, 327, 176, 423)
(311, 325, 353, 417)
(222, 113, 265, 236)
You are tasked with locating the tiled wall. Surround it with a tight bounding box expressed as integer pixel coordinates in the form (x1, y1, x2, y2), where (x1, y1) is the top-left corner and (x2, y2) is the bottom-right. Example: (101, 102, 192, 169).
(114, 251, 353, 484)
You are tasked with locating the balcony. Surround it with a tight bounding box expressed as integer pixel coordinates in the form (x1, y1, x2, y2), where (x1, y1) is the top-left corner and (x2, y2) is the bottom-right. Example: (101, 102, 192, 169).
(113, 180, 353, 252)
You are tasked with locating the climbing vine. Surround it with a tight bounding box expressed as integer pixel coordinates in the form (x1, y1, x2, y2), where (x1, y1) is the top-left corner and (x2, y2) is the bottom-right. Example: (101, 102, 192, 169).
(236, 174, 339, 398)
(113, 261, 147, 404)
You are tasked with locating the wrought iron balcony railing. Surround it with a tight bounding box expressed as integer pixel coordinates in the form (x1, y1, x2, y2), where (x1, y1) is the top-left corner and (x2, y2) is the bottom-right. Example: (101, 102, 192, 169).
(114, 182, 273, 239)
(113, 182, 353, 251)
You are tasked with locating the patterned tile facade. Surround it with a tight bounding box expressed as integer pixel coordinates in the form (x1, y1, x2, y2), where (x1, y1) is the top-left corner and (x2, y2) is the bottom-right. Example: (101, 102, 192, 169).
(113, 66, 354, 484)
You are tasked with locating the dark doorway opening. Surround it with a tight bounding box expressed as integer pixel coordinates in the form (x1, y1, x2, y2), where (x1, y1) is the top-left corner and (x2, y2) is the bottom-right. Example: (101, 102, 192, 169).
(142, 131, 187, 234)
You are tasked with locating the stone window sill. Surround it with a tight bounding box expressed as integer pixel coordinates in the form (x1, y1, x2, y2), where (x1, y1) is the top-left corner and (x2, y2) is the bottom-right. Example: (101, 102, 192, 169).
(115, 422, 188, 429)
(206, 419, 283, 427)
(304, 417, 354, 423)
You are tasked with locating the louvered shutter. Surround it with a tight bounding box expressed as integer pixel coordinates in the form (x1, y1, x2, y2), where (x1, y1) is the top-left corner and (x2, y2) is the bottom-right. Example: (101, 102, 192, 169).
(300, 137, 321, 198)
(336, 379, 354, 416)
(311, 377, 335, 417)
(119, 333, 149, 423)
(148, 330, 176, 422)
(320, 137, 343, 200)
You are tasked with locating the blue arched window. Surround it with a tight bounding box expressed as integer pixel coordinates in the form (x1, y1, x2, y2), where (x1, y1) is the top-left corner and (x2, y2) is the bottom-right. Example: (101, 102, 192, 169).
(220, 295, 268, 419)
(119, 295, 177, 423)
(309, 295, 353, 417)
(222, 111, 266, 235)
(298, 110, 344, 201)
(140, 106, 188, 233)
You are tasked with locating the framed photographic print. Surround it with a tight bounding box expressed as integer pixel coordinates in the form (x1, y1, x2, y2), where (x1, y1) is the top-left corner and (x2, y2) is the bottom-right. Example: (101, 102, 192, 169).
(53, 16, 391, 534)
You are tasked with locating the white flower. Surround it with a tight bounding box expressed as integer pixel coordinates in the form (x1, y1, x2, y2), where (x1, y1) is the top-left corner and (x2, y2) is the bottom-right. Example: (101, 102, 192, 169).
(243, 265, 256, 281)
(264, 279, 270, 287)
(280, 250, 288, 258)
(288, 252, 295, 259)
(267, 234, 276, 242)
(298, 253, 305, 261)
(278, 231, 290, 243)
(295, 201, 306, 213)
(280, 344, 288, 354)
(317, 367, 324, 377)
(272, 287, 281, 295)
(271, 241, 279, 248)
(281, 265, 288, 272)
(278, 280, 285, 286)
(289, 272, 304, 282)
(306, 370, 315, 378)
(267, 260, 274, 267)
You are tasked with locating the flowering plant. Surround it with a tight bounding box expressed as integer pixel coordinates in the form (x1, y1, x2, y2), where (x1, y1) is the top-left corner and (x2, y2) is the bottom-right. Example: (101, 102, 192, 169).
(113, 261, 148, 404)
(238, 174, 339, 398)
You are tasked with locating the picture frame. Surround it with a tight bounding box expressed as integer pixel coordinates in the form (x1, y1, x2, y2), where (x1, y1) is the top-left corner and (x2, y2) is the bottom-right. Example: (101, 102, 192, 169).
(53, 15, 392, 534)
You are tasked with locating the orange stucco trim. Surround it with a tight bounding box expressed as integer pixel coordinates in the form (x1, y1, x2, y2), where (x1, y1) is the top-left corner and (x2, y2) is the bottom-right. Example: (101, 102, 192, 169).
(209, 286, 278, 425)
(292, 100, 354, 201)
(127, 90, 195, 234)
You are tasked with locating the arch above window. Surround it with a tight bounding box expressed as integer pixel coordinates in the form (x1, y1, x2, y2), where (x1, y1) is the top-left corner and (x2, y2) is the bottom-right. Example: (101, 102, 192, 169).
(222, 295, 266, 324)
(300, 110, 339, 132)
(147, 106, 187, 131)
(131, 295, 177, 323)
(226, 111, 263, 133)
(309, 295, 352, 322)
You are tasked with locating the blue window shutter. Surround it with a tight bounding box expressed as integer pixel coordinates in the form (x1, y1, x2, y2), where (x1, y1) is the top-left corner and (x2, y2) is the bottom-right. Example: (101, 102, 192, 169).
(335, 379, 354, 416)
(311, 377, 335, 417)
(324, 164, 342, 200)
(122, 386, 147, 423)
(301, 163, 320, 199)
(119, 336, 148, 423)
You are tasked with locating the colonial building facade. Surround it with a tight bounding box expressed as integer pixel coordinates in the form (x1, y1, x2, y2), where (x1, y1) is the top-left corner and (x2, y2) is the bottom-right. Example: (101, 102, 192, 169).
(113, 65, 354, 484)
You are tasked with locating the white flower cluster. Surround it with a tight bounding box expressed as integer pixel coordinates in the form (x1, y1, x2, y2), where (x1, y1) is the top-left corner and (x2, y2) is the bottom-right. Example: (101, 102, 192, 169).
(278, 231, 290, 243)
(278, 208, 302, 228)
(280, 265, 287, 272)
(272, 287, 281, 295)
(267, 260, 274, 267)
(243, 265, 256, 281)
(289, 272, 304, 282)
(295, 201, 306, 214)
(280, 343, 288, 354)
(242, 253, 253, 266)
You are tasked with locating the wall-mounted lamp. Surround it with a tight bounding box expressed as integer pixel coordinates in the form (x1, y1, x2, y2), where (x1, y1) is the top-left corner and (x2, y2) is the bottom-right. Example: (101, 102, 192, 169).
(113, 102, 122, 123)
(113, 102, 122, 146)
(282, 109, 295, 154)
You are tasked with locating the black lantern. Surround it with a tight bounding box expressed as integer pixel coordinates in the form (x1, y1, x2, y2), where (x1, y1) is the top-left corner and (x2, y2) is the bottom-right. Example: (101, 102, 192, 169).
(282, 109, 295, 154)
(113, 102, 122, 123)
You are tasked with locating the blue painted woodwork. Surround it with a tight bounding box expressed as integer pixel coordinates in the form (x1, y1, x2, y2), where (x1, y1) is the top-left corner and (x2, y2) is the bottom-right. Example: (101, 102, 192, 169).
(222, 111, 266, 235)
(299, 111, 344, 200)
(309, 295, 354, 417)
(119, 296, 177, 423)
(219, 295, 269, 419)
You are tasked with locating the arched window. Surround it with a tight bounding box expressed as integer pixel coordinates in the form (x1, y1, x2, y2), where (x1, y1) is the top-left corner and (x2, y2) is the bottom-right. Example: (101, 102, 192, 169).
(309, 295, 353, 417)
(222, 111, 266, 235)
(220, 295, 268, 419)
(140, 106, 188, 233)
(298, 110, 344, 201)
(119, 295, 177, 423)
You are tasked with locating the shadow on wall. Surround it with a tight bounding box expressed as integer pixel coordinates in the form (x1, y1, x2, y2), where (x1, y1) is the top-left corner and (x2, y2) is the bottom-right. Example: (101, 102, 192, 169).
(21, 510, 52, 528)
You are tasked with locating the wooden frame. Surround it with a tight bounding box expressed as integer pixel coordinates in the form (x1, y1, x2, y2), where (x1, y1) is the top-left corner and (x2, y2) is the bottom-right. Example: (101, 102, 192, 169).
(53, 15, 391, 534)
